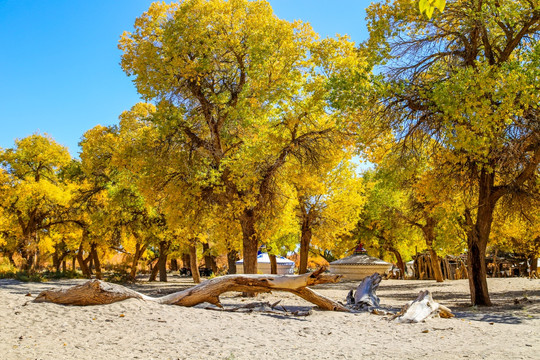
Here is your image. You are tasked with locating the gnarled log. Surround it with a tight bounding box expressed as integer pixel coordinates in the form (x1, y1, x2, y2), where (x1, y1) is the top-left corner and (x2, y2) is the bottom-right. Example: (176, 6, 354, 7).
(33, 280, 153, 305)
(35, 268, 348, 311)
(346, 273, 382, 310)
(394, 290, 454, 323)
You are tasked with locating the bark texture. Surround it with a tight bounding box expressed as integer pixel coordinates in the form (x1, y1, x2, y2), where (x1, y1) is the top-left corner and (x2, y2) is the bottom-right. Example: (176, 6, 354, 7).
(299, 224, 311, 274)
(76, 243, 92, 279)
(420, 218, 444, 283)
(239, 210, 258, 274)
(269, 254, 277, 274)
(130, 242, 146, 281)
(189, 243, 200, 284)
(387, 246, 405, 279)
(149, 241, 170, 282)
(465, 169, 497, 306)
(34, 268, 347, 311)
(227, 250, 238, 274)
(90, 243, 102, 280)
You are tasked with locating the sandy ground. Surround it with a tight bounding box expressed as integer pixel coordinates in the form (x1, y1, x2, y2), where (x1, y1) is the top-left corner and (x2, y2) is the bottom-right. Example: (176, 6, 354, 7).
(1, 276, 539, 360)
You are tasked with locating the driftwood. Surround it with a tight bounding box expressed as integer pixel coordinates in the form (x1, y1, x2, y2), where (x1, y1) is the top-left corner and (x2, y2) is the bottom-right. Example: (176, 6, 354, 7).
(204, 300, 313, 317)
(34, 268, 348, 311)
(346, 273, 382, 310)
(34, 280, 151, 305)
(35, 269, 455, 321)
(342, 274, 454, 321)
(394, 290, 454, 323)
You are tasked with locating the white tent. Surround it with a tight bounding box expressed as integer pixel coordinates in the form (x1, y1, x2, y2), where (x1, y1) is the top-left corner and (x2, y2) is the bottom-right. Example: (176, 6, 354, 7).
(236, 253, 295, 275)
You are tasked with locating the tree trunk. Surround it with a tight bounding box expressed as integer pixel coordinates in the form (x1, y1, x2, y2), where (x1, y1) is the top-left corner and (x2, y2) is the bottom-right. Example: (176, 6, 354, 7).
(20, 235, 35, 271)
(62, 260, 66, 273)
(428, 247, 444, 282)
(467, 234, 491, 305)
(90, 243, 102, 280)
(52, 247, 60, 272)
(190, 242, 200, 284)
(6, 251, 16, 266)
(388, 247, 405, 279)
(492, 248, 499, 277)
(529, 255, 538, 278)
(269, 254, 278, 274)
(420, 220, 444, 282)
(34, 268, 347, 311)
(227, 250, 238, 274)
(53, 241, 68, 273)
(467, 231, 491, 306)
(466, 169, 496, 306)
(182, 253, 190, 270)
(34, 249, 41, 272)
(77, 255, 91, 278)
(149, 259, 159, 282)
(130, 242, 146, 281)
(202, 242, 218, 274)
(239, 209, 258, 274)
(148, 241, 170, 282)
(299, 221, 312, 274)
(76, 242, 92, 279)
(158, 256, 168, 282)
(88, 254, 94, 275)
(158, 241, 169, 282)
(170, 259, 178, 272)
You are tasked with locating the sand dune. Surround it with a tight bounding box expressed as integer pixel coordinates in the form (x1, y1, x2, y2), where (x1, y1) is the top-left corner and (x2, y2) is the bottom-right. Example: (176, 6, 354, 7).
(1, 277, 538, 359)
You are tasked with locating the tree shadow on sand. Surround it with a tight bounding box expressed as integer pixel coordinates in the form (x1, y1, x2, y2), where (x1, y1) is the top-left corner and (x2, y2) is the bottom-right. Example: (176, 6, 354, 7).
(452, 311, 528, 325)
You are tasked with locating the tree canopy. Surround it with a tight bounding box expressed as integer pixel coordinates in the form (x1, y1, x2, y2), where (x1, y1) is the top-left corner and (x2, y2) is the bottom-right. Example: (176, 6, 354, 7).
(0, 0, 538, 308)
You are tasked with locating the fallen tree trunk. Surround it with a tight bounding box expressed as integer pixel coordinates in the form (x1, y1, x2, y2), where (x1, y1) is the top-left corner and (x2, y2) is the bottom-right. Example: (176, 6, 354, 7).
(394, 290, 454, 323)
(35, 268, 348, 311)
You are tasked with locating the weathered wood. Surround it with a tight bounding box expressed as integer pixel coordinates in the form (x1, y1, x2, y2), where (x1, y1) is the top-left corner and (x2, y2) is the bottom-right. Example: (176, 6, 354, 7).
(346, 273, 382, 310)
(34, 268, 347, 311)
(394, 290, 454, 323)
(292, 287, 349, 311)
(34, 280, 152, 305)
(205, 301, 312, 316)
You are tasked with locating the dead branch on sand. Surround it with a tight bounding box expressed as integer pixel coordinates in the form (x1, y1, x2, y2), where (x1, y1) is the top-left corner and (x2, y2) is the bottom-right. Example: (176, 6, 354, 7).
(34, 268, 348, 312)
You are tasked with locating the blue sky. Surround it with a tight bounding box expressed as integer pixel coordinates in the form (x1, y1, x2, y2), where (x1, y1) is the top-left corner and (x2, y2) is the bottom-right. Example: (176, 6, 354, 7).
(0, 0, 372, 157)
